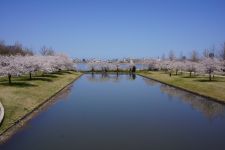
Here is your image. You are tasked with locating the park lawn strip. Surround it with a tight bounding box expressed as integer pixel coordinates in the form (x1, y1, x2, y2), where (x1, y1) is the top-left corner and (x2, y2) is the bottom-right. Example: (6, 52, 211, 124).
(138, 71, 225, 103)
(0, 71, 82, 134)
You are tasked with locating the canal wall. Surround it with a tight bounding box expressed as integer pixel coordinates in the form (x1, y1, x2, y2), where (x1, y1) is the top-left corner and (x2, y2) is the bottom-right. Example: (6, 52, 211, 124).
(0, 102, 4, 125)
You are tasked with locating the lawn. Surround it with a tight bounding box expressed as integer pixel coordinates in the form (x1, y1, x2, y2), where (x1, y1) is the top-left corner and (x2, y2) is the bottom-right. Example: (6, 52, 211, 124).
(0, 71, 82, 133)
(138, 71, 225, 103)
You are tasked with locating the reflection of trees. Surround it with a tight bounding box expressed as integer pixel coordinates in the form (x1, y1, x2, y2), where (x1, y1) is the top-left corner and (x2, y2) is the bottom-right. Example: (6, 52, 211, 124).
(128, 73, 136, 80)
(86, 73, 137, 82)
(54, 84, 73, 101)
(142, 77, 225, 119)
(160, 84, 225, 119)
(77, 63, 145, 71)
(142, 77, 159, 86)
(86, 73, 122, 83)
(123, 73, 137, 81)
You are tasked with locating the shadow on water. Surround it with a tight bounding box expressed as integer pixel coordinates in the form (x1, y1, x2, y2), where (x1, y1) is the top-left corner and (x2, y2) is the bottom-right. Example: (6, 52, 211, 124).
(142, 77, 225, 119)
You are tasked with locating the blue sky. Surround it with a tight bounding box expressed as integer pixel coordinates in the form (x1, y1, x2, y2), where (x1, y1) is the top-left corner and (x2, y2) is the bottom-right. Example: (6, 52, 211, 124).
(0, 0, 225, 59)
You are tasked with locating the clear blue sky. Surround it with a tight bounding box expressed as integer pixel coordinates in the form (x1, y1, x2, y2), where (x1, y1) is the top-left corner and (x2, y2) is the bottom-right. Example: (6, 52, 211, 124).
(1, 0, 225, 59)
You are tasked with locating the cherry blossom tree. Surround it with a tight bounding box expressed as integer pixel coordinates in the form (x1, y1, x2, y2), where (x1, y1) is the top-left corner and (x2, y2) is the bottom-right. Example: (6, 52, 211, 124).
(184, 61, 199, 77)
(159, 60, 174, 76)
(111, 61, 120, 72)
(142, 59, 156, 71)
(87, 62, 94, 72)
(22, 56, 41, 79)
(0, 56, 25, 83)
(53, 54, 75, 71)
(173, 61, 184, 75)
(221, 60, 225, 72)
(200, 57, 222, 81)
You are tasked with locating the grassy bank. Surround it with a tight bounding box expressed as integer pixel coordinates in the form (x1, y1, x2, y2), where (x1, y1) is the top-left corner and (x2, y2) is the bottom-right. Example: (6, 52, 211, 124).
(138, 71, 225, 103)
(0, 71, 82, 133)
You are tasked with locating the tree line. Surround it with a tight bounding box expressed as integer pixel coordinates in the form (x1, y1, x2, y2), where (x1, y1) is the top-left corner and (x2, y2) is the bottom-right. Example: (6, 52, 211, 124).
(0, 41, 33, 56)
(0, 41, 56, 56)
(165, 42, 225, 62)
(0, 41, 75, 84)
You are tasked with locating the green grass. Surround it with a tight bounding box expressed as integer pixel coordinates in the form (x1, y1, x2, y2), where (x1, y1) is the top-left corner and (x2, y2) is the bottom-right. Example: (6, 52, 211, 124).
(0, 71, 82, 133)
(138, 71, 225, 103)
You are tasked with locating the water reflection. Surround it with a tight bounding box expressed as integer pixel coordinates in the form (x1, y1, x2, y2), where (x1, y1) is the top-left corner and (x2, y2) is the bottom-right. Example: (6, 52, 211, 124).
(76, 63, 145, 71)
(54, 84, 73, 102)
(86, 74, 225, 119)
(86, 73, 120, 83)
(142, 77, 160, 86)
(86, 73, 136, 82)
(143, 77, 225, 119)
(129, 73, 136, 80)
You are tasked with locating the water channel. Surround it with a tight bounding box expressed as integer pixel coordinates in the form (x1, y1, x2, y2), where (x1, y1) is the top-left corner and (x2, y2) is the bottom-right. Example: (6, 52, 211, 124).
(1, 74, 225, 150)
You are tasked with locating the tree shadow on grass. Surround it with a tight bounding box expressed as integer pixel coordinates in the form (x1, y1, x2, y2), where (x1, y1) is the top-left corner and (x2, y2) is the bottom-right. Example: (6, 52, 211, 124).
(19, 77, 53, 82)
(52, 71, 72, 75)
(52, 72, 64, 75)
(62, 71, 73, 74)
(158, 72, 166, 74)
(39, 74, 58, 78)
(0, 82, 37, 87)
(182, 76, 198, 79)
(194, 79, 225, 82)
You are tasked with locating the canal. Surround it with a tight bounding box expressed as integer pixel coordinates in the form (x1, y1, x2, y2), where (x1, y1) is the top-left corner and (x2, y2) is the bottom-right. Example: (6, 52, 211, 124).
(1, 74, 225, 150)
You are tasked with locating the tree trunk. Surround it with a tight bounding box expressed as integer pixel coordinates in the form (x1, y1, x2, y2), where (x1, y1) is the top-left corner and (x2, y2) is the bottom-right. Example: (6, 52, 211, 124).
(29, 72, 32, 80)
(8, 74, 11, 84)
(209, 73, 212, 81)
(190, 72, 192, 77)
(176, 70, 178, 75)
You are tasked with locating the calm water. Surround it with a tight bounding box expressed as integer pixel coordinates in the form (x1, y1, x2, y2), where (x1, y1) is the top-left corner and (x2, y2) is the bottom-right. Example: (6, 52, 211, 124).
(1, 74, 225, 150)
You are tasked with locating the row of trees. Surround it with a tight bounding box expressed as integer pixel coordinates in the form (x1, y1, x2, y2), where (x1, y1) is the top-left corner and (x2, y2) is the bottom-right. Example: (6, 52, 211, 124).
(86, 57, 225, 81)
(0, 55, 75, 83)
(143, 57, 224, 80)
(87, 61, 137, 73)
